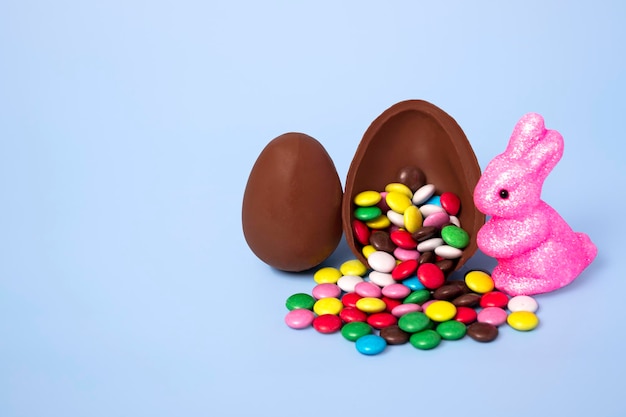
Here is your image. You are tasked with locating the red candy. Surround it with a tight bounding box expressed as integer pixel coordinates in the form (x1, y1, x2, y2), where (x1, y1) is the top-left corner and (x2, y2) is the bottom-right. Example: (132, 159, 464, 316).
(440, 192, 461, 216)
(313, 314, 342, 333)
(391, 259, 419, 280)
(480, 291, 509, 308)
(367, 312, 398, 329)
(340, 307, 368, 323)
(390, 230, 417, 249)
(381, 296, 403, 312)
(454, 306, 478, 324)
(417, 263, 445, 289)
(342, 292, 362, 308)
(352, 219, 371, 245)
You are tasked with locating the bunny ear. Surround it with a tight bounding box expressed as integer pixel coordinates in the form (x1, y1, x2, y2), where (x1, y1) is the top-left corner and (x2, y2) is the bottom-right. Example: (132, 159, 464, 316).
(526, 128, 564, 179)
(505, 113, 546, 159)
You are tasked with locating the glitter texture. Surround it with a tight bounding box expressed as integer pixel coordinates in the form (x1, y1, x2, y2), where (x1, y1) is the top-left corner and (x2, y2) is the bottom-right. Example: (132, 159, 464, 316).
(473, 113, 597, 296)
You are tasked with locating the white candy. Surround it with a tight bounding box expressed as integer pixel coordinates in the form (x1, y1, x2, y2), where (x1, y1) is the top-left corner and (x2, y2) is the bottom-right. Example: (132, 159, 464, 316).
(419, 204, 446, 217)
(386, 210, 405, 228)
(507, 295, 539, 313)
(337, 275, 364, 293)
(412, 184, 436, 205)
(368, 271, 396, 287)
(367, 250, 397, 273)
(434, 245, 463, 259)
(417, 237, 444, 252)
(449, 215, 461, 227)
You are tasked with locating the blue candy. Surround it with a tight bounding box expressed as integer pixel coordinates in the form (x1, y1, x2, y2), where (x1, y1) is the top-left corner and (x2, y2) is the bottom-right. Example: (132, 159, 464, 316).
(355, 334, 387, 355)
(423, 195, 441, 207)
(402, 276, 426, 291)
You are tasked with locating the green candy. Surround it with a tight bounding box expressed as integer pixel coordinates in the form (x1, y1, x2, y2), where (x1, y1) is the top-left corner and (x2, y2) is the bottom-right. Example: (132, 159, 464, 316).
(403, 289, 431, 305)
(410, 329, 442, 350)
(285, 293, 315, 311)
(341, 321, 373, 342)
(436, 320, 467, 340)
(441, 225, 470, 249)
(398, 311, 431, 333)
(354, 206, 382, 221)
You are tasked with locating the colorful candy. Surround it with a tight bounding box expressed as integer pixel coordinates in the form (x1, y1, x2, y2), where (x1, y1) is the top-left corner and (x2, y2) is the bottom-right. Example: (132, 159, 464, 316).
(341, 321, 373, 341)
(285, 293, 315, 311)
(284, 264, 541, 354)
(507, 311, 540, 331)
(424, 300, 457, 322)
(410, 329, 442, 350)
(313, 297, 343, 315)
(285, 309, 315, 329)
(465, 270, 495, 293)
(282, 167, 542, 355)
(340, 259, 368, 276)
(355, 334, 387, 355)
(436, 320, 467, 340)
(507, 295, 539, 313)
(355, 297, 387, 314)
(312, 314, 342, 334)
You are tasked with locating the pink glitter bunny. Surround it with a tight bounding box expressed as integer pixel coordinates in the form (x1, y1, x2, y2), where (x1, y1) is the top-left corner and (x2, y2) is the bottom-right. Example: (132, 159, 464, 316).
(473, 113, 597, 296)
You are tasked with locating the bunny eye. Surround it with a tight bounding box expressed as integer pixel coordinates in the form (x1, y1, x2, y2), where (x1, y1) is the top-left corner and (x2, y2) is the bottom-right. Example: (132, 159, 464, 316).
(499, 189, 509, 199)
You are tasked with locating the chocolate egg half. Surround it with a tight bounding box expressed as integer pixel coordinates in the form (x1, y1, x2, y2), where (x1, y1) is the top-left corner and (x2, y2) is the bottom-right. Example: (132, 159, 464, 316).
(242, 132, 343, 272)
(342, 100, 485, 273)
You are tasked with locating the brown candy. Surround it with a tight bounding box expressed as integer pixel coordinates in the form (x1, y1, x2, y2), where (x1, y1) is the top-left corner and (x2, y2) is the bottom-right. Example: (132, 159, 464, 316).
(411, 226, 439, 242)
(342, 100, 485, 272)
(369, 230, 396, 253)
(397, 165, 426, 191)
(380, 325, 410, 345)
(452, 293, 482, 307)
(433, 282, 467, 300)
(418, 251, 436, 265)
(467, 322, 499, 342)
(435, 259, 457, 274)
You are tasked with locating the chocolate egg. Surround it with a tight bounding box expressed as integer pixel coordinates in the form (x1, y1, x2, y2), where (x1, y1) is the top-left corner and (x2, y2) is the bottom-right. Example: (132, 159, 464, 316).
(342, 100, 485, 273)
(242, 132, 343, 272)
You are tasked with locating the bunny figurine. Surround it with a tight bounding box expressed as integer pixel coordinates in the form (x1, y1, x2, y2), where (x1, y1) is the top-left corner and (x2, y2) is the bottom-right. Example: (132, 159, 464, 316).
(473, 113, 597, 296)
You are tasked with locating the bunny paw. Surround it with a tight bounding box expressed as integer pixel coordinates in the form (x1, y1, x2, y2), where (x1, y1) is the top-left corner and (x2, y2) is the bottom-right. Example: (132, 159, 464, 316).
(492, 266, 566, 296)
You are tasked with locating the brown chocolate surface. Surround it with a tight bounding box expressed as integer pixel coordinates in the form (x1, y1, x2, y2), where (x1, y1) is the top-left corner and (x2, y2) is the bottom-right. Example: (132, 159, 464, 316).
(342, 100, 485, 272)
(242, 133, 343, 272)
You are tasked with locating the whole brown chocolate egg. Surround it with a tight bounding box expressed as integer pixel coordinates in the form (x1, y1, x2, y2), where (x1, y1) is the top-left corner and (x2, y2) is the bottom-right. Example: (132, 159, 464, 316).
(242, 132, 343, 272)
(342, 100, 485, 274)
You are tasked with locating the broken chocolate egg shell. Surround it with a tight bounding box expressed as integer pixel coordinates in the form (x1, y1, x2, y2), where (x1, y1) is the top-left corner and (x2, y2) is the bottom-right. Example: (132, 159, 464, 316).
(242, 132, 343, 272)
(342, 100, 485, 273)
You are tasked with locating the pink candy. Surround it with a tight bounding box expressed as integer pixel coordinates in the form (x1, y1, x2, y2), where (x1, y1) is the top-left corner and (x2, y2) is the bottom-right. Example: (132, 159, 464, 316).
(312, 283, 341, 299)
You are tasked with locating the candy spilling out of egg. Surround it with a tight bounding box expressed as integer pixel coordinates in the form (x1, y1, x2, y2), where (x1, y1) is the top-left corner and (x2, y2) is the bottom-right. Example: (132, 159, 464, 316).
(343, 100, 485, 272)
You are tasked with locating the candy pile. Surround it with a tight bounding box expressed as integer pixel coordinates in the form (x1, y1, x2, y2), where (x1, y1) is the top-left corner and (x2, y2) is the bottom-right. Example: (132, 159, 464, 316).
(284, 262, 540, 355)
(350, 166, 470, 278)
(283, 166, 538, 355)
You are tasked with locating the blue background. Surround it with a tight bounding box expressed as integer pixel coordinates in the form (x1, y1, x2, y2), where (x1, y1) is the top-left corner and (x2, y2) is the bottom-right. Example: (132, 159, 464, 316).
(1, 1, 624, 416)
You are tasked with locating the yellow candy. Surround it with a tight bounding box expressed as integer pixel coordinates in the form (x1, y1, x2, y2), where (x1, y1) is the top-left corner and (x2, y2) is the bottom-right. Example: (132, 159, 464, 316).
(425, 300, 457, 322)
(507, 311, 539, 331)
(362, 245, 376, 258)
(313, 297, 343, 316)
(313, 267, 342, 284)
(403, 205, 423, 233)
(386, 191, 413, 214)
(366, 214, 391, 229)
(465, 270, 495, 294)
(354, 190, 381, 207)
(340, 259, 367, 277)
(355, 297, 387, 314)
(385, 183, 413, 199)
